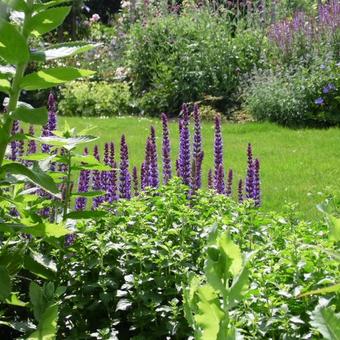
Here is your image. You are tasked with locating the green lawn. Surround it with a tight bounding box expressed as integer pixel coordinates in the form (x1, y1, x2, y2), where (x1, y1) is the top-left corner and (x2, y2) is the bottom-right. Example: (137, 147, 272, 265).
(60, 116, 340, 220)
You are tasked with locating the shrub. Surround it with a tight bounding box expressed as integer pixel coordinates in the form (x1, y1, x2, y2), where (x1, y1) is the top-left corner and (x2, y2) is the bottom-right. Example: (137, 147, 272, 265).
(243, 61, 340, 126)
(59, 80, 132, 117)
(124, 10, 265, 115)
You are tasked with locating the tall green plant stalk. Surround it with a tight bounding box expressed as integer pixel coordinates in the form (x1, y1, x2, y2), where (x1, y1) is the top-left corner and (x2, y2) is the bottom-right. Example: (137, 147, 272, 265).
(0, 1, 33, 168)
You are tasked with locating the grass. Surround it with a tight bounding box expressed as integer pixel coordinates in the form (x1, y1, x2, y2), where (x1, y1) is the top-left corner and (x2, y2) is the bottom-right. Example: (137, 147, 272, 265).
(59, 116, 340, 220)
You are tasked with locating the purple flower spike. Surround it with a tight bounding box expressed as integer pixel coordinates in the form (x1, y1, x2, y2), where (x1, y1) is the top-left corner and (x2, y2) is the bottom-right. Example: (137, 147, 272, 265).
(64, 233, 76, 247)
(253, 159, 261, 207)
(93, 145, 100, 161)
(27, 125, 37, 155)
(226, 168, 233, 197)
(176, 159, 180, 177)
(104, 142, 110, 165)
(238, 179, 244, 203)
(193, 104, 202, 160)
(132, 166, 139, 196)
(214, 114, 223, 187)
(92, 145, 103, 208)
(215, 164, 225, 194)
(179, 103, 191, 185)
(208, 169, 213, 189)
(47, 92, 57, 132)
(150, 126, 156, 146)
(75, 165, 90, 211)
(42, 92, 57, 153)
(161, 113, 172, 184)
(141, 162, 147, 190)
(149, 136, 159, 188)
(109, 142, 115, 168)
(191, 151, 204, 192)
(119, 135, 131, 199)
(18, 128, 24, 158)
(315, 97, 324, 105)
(10, 120, 20, 161)
(143, 137, 151, 187)
(245, 143, 254, 199)
(106, 160, 118, 203)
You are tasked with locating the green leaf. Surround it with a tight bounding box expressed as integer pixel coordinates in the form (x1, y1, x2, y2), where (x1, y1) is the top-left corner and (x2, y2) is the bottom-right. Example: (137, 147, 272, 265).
(65, 210, 107, 220)
(20, 67, 95, 91)
(0, 19, 29, 64)
(1, 163, 59, 196)
(27, 6, 71, 36)
(30, 42, 98, 62)
(24, 252, 57, 280)
(29, 282, 45, 321)
(228, 265, 249, 308)
(1, 0, 28, 11)
(299, 283, 340, 297)
(0, 266, 11, 301)
(27, 304, 58, 340)
(32, 0, 71, 11)
(71, 191, 105, 198)
(11, 105, 48, 125)
(329, 216, 340, 242)
(5, 293, 28, 307)
(310, 304, 340, 340)
(31, 134, 98, 149)
(0, 78, 10, 94)
(195, 284, 224, 340)
(21, 153, 52, 161)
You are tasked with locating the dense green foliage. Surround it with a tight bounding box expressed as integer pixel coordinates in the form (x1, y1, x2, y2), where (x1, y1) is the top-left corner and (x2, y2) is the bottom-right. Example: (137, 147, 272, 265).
(59, 80, 132, 117)
(244, 61, 340, 126)
(124, 10, 264, 115)
(2, 182, 339, 338)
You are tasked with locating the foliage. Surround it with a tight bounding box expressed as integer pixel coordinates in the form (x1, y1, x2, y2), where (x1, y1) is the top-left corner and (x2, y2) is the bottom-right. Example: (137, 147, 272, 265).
(59, 80, 133, 117)
(183, 227, 249, 339)
(20, 182, 335, 339)
(243, 61, 340, 126)
(0, 0, 96, 337)
(124, 10, 265, 115)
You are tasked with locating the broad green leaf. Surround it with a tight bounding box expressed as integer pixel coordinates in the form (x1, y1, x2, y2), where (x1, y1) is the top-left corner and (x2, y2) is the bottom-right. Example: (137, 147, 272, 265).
(11, 105, 48, 125)
(29, 282, 45, 321)
(66, 210, 107, 220)
(299, 283, 340, 297)
(20, 67, 95, 91)
(24, 253, 57, 280)
(195, 284, 224, 340)
(0, 221, 69, 238)
(0, 19, 29, 64)
(183, 273, 201, 328)
(219, 234, 242, 277)
(329, 216, 340, 242)
(1, 162, 59, 196)
(0, 78, 10, 94)
(31, 134, 98, 149)
(31, 42, 98, 61)
(228, 266, 249, 308)
(0, 266, 11, 301)
(32, 0, 71, 11)
(28, 304, 58, 340)
(6, 293, 28, 307)
(0, 245, 24, 274)
(27, 6, 71, 36)
(310, 305, 340, 340)
(21, 153, 52, 161)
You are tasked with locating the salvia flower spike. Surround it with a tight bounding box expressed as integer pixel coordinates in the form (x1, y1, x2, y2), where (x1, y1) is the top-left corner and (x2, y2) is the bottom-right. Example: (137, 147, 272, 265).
(119, 135, 131, 199)
(161, 113, 172, 184)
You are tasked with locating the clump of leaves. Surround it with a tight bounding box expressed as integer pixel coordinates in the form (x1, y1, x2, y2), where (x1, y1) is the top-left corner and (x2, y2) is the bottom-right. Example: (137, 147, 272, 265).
(183, 227, 250, 339)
